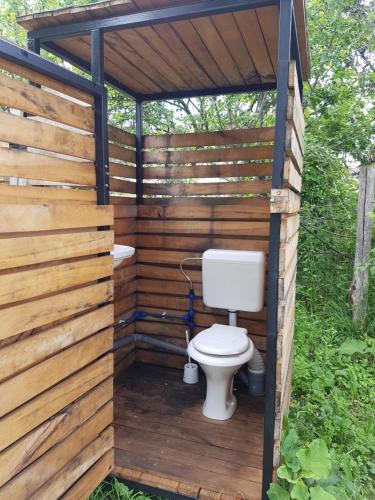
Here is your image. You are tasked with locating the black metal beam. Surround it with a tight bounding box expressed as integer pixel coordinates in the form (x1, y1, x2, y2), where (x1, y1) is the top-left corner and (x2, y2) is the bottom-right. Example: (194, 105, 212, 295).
(135, 100, 143, 204)
(262, 0, 293, 498)
(0, 37, 103, 96)
(91, 30, 110, 206)
(41, 40, 140, 100)
(29, 0, 278, 42)
(142, 81, 277, 101)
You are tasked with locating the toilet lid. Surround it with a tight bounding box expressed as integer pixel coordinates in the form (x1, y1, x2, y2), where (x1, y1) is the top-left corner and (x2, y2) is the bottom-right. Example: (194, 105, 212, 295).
(192, 324, 250, 356)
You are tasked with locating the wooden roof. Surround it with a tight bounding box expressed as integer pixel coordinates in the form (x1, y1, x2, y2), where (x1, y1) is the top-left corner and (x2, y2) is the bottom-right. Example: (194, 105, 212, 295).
(17, 0, 309, 98)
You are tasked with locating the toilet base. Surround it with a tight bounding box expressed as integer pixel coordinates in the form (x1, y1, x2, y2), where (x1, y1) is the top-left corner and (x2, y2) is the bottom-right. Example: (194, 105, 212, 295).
(203, 394, 237, 420)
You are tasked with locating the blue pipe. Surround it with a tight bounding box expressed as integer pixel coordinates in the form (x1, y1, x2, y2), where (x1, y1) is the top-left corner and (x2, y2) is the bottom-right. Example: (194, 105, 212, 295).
(116, 289, 196, 331)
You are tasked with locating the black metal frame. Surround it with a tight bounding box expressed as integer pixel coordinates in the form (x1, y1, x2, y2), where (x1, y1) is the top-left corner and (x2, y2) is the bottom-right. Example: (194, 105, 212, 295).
(22, 0, 304, 497)
(28, 0, 278, 42)
(262, 0, 293, 497)
(0, 37, 103, 97)
(135, 100, 144, 204)
(90, 29, 110, 205)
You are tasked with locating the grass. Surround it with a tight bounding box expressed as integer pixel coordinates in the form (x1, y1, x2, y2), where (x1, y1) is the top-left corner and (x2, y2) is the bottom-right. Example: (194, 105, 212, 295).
(89, 477, 163, 500)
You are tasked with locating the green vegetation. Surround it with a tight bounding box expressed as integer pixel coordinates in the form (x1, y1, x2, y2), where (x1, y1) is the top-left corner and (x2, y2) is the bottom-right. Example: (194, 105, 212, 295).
(0, 0, 373, 498)
(89, 477, 157, 500)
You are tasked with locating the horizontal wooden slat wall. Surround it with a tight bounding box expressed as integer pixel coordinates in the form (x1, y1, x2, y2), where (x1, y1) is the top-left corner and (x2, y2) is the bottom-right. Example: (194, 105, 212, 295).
(108, 125, 137, 376)
(136, 127, 275, 368)
(0, 60, 114, 496)
(273, 61, 304, 467)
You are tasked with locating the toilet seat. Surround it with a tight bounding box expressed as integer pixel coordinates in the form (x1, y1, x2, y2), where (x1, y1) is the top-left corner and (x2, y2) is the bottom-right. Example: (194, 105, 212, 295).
(193, 324, 250, 356)
(188, 324, 254, 368)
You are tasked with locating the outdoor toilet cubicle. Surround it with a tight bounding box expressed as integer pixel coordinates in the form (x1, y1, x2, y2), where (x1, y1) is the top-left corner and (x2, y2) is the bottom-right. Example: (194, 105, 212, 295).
(0, 1, 308, 499)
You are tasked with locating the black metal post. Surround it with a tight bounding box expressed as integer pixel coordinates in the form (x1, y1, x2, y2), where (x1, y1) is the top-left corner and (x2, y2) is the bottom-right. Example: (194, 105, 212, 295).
(135, 100, 143, 204)
(262, 0, 293, 498)
(91, 29, 109, 206)
(27, 37, 40, 54)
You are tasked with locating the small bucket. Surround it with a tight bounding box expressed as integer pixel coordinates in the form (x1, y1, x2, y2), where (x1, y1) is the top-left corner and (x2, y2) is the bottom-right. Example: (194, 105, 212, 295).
(183, 363, 199, 384)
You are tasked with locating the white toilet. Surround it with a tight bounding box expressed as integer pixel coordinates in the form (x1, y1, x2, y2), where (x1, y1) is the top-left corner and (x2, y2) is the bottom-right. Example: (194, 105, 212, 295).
(187, 249, 265, 421)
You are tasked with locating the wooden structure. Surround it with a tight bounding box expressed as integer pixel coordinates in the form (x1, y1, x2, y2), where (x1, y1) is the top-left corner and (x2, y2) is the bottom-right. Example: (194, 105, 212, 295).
(0, 1, 307, 498)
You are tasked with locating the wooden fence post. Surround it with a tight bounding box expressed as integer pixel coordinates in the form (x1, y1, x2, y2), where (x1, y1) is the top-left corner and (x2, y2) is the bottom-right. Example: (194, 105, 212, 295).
(350, 165, 375, 324)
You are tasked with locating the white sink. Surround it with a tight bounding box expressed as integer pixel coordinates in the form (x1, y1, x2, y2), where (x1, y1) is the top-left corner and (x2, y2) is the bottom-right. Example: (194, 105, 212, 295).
(111, 244, 135, 268)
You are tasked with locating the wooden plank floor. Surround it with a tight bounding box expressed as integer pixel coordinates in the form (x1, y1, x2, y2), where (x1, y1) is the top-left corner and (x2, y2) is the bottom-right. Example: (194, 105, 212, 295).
(114, 363, 264, 499)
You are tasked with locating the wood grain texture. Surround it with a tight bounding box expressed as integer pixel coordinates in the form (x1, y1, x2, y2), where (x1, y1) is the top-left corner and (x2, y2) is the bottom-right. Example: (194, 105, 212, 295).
(143, 127, 274, 149)
(0, 148, 96, 186)
(0, 111, 95, 160)
(0, 204, 113, 232)
(0, 72, 94, 132)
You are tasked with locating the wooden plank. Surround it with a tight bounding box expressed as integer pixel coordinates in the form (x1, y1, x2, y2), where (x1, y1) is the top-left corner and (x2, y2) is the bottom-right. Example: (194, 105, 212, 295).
(256, 6, 279, 74)
(285, 124, 303, 174)
(0, 305, 113, 382)
(0, 184, 97, 205)
(0, 72, 94, 132)
(0, 378, 112, 487)
(0, 111, 95, 160)
(0, 230, 113, 270)
(283, 158, 302, 192)
(137, 235, 269, 253)
(142, 195, 267, 207)
(114, 205, 137, 218)
(62, 449, 113, 500)
(143, 162, 273, 180)
(0, 255, 113, 307)
(134, 25, 201, 90)
(110, 177, 137, 194)
(108, 124, 135, 147)
(0, 204, 113, 232)
(0, 57, 94, 105)
(116, 28, 188, 91)
(172, 20, 228, 87)
(280, 214, 300, 243)
(191, 17, 243, 86)
(31, 427, 113, 499)
(288, 94, 305, 155)
(143, 145, 274, 164)
(0, 405, 113, 497)
(143, 180, 271, 196)
(153, 23, 214, 89)
(0, 281, 113, 341)
(234, 10, 275, 82)
(109, 143, 136, 163)
(137, 200, 270, 219)
(143, 127, 274, 148)
(270, 188, 301, 214)
(0, 354, 113, 452)
(0, 148, 96, 186)
(110, 162, 136, 179)
(137, 220, 269, 237)
(211, 13, 258, 84)
(0, 329, 113, 418)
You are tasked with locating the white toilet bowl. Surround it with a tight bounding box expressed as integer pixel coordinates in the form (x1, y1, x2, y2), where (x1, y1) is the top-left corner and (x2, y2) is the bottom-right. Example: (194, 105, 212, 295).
(188, 324, 254, 420)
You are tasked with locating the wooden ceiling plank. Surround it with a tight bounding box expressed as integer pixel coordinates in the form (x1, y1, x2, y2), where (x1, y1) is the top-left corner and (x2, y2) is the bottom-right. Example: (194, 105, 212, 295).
(117, 29, 190, 91)
(57, 35, 153, 94)
(153, 23, 216, 89)
(135, 25, 198, 89)
(113, 31, 177, 92)
(234, 10, 275, 82)
(191, 16, 244, 86)
(211, 13, 260, 85)
(105, 33, 164, 93)
(172, 20, 229, 88)
(256, 6, 279, 75)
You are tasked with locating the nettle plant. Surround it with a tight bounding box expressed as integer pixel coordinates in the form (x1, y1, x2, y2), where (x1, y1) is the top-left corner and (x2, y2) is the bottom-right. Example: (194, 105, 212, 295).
(268, 427, 350, 500)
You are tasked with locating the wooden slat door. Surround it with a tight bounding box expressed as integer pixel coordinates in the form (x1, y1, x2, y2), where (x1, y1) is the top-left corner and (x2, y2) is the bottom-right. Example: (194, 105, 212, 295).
(0, 42, 114, 498)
